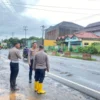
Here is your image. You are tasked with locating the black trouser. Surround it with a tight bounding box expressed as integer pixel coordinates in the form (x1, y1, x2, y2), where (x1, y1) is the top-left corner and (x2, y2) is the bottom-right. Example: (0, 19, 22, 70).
(29, 59, 33, 81)
(10, 62, 19, 89)
(35, 69, 45, 83)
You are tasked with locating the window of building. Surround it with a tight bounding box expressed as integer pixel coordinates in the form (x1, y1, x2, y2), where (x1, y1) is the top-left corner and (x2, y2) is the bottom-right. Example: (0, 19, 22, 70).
(72, 36, 77, 39)
(84, 43, 89, 45)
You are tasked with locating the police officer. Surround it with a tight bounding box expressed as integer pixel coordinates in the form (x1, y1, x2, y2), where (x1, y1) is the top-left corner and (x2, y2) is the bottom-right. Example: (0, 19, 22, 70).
(33, 45, 50, 94)
(28, 42, 38, 83)
(8, 42, 21, 91)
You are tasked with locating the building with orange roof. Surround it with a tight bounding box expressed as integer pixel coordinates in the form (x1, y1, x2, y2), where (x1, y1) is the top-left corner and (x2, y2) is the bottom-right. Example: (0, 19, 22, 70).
(57, 32, 100, 51)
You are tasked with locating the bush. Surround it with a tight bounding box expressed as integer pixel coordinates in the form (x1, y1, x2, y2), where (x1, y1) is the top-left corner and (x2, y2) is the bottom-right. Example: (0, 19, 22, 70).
(77, 47, 83, 52)
(92, 43, 100, 54)
(63, 46, 68, 52)
(87, 46, 98, 54)
(78, 46, 88, 53)
(92, 43, 100, 46)
(77, 46, 98, 54)
(82, 46, 89, 53)
(48, 46, 55, 51)
(69, 47, 73, 51)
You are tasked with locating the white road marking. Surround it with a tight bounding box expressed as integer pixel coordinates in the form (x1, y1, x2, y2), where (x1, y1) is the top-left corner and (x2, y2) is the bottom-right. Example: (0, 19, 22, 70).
(48, 72, 100, 94)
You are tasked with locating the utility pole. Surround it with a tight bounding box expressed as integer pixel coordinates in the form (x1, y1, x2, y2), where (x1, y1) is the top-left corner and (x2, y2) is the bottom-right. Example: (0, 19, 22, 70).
(12, 32, 14, 38)
(23, 26, 28, 47)
(41, 25, 45, 46)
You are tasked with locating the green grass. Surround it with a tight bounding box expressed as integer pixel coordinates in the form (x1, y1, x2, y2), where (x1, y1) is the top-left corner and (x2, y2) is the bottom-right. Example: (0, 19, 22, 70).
(55, 52, 60, 56)
(69, 56, 82, 59)
(48, 51, 97, 61)
(64, 56, 96, 61)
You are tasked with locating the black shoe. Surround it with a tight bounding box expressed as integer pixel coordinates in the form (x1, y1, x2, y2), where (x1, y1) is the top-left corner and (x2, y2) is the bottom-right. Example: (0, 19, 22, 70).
(11, 87, 19, 91)
(29, 80, 32, 83)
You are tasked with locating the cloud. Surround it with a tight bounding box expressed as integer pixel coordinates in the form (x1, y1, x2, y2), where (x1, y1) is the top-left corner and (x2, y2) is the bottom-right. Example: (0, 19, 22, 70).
(9, 0, 40, 13)
(0, 0, 49, 39)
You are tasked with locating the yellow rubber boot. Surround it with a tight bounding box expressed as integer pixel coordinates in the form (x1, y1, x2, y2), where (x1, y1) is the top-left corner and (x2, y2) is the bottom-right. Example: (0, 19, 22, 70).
(37, 83, 46, 94)
(34, 81, 38, 92)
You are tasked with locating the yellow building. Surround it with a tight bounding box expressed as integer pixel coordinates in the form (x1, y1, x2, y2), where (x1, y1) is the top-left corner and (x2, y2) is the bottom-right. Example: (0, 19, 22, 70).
(82, 40, 100, 46)
(44, 40, 56, 46)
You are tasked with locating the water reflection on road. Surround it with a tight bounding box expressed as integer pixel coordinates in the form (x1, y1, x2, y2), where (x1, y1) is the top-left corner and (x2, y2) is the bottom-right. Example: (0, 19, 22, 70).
(9, 92, 16, 100)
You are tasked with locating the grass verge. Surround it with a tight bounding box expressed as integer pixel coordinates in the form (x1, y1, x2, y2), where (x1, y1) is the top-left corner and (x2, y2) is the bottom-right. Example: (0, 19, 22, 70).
(64, 56, 96, 61)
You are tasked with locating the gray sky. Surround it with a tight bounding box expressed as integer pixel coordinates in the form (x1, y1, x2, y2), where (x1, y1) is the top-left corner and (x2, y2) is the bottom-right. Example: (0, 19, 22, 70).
(0, 0, 100, 39)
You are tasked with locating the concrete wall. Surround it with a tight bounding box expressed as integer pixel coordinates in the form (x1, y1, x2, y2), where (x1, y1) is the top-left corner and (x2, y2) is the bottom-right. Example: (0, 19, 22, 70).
(45, 28, 59, 40)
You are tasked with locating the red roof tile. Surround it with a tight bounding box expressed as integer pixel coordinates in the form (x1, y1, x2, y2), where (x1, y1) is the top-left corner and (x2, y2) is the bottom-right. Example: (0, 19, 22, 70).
(68, 34, 73, 38)
(56, 32, 100, 40)
(62, 36, 65, 39)
(75, 32, 100, 39)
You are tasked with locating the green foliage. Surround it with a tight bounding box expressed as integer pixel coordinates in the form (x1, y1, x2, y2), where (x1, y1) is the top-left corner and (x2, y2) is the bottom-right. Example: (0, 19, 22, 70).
(87, 46, 98, 54)
(63, 46, 68, 52)
(48, 46, 56, 51)
(92, 43, 100, 54)
(29, 36, 41, 40)
(4, 38, 20, 48)
(92, 42, 100, 46)
(77, 46, 98, 54)
(56, 40, 64, 45)
(70, 56, 96, 61)
(55, 52, 60, 56)
(2, 36, 40, 48)
(69, 46, 73, 52)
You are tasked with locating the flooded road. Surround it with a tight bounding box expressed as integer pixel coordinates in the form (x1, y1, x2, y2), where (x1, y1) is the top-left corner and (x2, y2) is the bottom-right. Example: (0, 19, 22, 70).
(0, 49, 99, 100)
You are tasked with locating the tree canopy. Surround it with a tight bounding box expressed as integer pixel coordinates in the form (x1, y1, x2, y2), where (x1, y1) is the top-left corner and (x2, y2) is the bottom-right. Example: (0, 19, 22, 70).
(2, 36, 41, 48)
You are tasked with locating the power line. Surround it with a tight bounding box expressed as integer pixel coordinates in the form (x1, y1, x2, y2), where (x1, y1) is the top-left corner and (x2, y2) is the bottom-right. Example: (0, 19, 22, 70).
(2, 1, 100, 11)
(1, 0, 10, 11)
(0, 2, 94, 15)
(1, 2, 100, 23)
(71, 13, 100, 22)
(7, 2, 100, 21)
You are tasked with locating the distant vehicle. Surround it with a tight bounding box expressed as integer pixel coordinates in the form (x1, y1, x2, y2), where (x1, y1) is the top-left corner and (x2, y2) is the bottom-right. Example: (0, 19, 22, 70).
(58, 48, 63, 53)
(23, 47, 29, 60)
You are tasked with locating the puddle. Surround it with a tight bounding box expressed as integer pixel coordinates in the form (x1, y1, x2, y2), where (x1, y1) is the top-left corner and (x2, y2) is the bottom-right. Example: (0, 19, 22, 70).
(66, 74, 73, 77)
(60, 72, 68, 74)
(60, 72, 73, 77)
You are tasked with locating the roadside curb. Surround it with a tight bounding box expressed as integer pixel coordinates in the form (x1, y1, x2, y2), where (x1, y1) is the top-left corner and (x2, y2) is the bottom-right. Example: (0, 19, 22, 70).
(48, 73, 100, 100)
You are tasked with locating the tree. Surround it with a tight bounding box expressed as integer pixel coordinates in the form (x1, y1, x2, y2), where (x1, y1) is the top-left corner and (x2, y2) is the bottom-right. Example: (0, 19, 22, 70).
(29, 36, 41, 40)
(3, 36, 41, 48)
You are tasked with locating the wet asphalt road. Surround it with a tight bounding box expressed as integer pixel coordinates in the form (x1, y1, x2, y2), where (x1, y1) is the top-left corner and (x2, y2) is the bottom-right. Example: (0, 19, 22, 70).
(0, 49, 100, 100)
(1, 49, 100, 91)
(49, 56, 100, 91)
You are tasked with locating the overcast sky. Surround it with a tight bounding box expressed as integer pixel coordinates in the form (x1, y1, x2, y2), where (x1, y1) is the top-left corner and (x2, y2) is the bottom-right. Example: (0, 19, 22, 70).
(0, 0, 100, 39)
